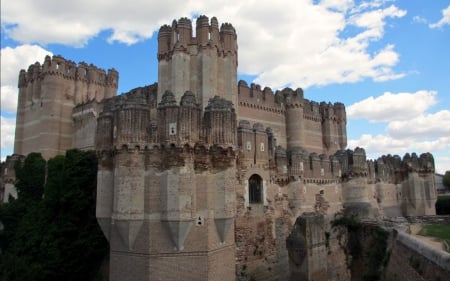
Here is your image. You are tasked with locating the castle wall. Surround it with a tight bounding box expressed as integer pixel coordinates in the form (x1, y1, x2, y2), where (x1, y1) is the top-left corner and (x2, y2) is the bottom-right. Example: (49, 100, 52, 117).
(72, 101, 102, 150)
(101, 146, 237, 281)
(236, 81, 347, 156)
(237, 81, 287, 149)
(386, 231, 450, 281)
(375, 183, 403, 217)
(14, 55, 118, 159)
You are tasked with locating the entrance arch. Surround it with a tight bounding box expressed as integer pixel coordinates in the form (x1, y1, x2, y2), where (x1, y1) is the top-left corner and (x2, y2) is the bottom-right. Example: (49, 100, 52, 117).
(249, 174, 263, 204)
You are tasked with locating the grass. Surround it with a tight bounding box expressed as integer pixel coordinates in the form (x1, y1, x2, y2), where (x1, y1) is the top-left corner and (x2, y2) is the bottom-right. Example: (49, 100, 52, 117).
(418, 224, 450, 247)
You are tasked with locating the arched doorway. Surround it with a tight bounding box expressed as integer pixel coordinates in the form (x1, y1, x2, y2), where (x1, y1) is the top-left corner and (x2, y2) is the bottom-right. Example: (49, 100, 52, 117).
(249, 174, 263, 204)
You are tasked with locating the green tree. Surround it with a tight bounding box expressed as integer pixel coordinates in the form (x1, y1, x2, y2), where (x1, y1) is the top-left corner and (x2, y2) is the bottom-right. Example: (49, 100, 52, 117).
(443, 171, 450, 190)
(0, 150, 108, 281)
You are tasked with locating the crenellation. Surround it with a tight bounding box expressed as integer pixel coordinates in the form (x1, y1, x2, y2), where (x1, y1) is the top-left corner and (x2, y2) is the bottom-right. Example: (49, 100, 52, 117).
(6, 15, 439, 281)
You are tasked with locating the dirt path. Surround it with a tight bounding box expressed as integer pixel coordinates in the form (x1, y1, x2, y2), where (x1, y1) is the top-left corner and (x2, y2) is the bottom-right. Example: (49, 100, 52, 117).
(409, 224, 446, 251)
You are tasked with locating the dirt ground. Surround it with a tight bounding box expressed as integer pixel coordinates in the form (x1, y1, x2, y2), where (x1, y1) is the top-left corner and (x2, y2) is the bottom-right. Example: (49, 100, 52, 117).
(409, 224, 447, 251)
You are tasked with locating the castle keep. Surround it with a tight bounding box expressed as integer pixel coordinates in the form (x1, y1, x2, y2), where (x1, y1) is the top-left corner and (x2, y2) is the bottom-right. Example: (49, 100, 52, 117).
(11, 16, 437, 281)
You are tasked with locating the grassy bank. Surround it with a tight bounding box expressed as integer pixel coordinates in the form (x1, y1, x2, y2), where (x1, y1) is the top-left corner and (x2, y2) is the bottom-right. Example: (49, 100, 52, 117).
(418, 224, 450, 247)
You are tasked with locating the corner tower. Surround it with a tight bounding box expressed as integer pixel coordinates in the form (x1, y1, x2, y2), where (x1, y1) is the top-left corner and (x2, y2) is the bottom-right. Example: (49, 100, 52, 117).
(14, 55, 118, 159)
(157, 16, 238, 110)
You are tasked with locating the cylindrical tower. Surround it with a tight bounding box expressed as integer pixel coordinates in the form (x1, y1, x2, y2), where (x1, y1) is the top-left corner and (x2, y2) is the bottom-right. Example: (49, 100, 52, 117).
(284, 88, 305, 150)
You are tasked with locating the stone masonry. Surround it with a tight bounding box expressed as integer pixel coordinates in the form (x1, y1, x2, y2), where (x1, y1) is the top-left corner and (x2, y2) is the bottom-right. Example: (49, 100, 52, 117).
(7, 15, 437, 281)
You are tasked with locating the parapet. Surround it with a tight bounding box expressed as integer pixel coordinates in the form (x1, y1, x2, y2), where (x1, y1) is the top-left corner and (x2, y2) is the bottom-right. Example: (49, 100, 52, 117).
(275, 87, 304, 107)
(18, 55, 118, 88)
(335, 147, 368, 178)
(157, 15, 237, 61)
(238, 80, 276, 103)
(320, 102, 346, 121)
(374, 152, 435, 183)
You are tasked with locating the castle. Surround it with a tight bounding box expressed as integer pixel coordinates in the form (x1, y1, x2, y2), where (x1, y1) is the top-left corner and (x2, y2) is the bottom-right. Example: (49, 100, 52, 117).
(10, 16, 437, 281)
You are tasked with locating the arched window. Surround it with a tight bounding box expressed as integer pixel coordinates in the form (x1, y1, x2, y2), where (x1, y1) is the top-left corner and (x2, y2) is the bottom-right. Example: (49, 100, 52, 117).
(249, 174, 263, 204)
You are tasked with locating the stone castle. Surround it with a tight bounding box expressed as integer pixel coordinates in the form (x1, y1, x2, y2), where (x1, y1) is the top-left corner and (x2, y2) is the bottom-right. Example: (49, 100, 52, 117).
(10, 16, 437, 281)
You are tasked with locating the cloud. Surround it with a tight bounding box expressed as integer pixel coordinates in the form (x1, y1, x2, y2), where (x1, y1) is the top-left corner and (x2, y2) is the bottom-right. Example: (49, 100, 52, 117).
(349, 134, 450, 174)
(387, 110, 450, 139)
(347, 90, 450, 174)
(429, 5, 450, 29)
(1, 0, 406, 89)
(413, 16, 427, 24)
(347, 90, 437, 122)
(1, 116, 16, 150)
(1, 44, 53, 114)
(435, 156, 450, 174)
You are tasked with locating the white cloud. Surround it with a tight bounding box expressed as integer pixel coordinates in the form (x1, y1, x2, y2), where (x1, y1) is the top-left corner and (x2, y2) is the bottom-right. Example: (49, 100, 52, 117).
(347, 90, 437, 122)
(1, 45, 52, 114)
(1, 86, 18, 113)
(387, 110, 450, 139)
(348, 134, 450, 173)
(347, 90, 450, 174)
(1, 116, 16, 150)
(429, 5, 450, 29)
(413, 16, 427, 24)
(1, 0, 406, 89)
(436, 156, 450, 174)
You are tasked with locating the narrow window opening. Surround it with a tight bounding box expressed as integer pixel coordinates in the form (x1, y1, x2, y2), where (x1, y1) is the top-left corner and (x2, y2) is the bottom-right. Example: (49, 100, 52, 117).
(249, 174, 263, 204)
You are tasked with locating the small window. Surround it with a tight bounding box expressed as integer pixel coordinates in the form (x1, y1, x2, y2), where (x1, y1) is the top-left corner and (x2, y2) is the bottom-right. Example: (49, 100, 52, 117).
(246, 141, 251, 151)
(169, 123, 177, 135)
(249, 174, 263, 204)
(260, 143, 264, 152)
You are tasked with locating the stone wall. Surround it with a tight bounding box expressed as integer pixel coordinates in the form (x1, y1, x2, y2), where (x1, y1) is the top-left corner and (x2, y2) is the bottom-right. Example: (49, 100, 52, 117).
(14, 55, 118, 159)
(386, 230, 450, 281)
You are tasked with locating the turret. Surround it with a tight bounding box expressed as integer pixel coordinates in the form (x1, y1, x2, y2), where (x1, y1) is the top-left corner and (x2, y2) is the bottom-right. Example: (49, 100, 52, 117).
(196, 15, 210, 46)
(176, 17, 192, 47)
(157, 16, 238, 109)
(282, 88, 305, 150)
(288, 147, 306, 179)
(178, 91, 201, 145)
(220, 22, 237, 54)
(158, 90, 180, 145)
(334, 102, 347, 149)
(157, 25, 172, 60)
(203, 96, 237, 147)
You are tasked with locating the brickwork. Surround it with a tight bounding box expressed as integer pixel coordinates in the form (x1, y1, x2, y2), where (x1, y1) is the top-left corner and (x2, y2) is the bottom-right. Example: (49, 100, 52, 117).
(5, 14, 439, 281)
(386, 231, 450, 281)
(14, 55, 118, 159)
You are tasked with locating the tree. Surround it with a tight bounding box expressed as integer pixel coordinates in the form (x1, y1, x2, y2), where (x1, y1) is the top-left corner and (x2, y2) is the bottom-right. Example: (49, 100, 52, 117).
(0, 150, 108, 281)
(443, 171, 450, 191)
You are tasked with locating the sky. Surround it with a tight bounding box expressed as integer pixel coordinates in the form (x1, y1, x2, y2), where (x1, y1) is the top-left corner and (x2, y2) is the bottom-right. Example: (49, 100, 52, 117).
(1, 0, 449, 174)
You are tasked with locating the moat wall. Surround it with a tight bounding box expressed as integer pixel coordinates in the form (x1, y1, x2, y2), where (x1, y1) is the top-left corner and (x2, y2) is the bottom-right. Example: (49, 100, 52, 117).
(386, 230, 450, 281)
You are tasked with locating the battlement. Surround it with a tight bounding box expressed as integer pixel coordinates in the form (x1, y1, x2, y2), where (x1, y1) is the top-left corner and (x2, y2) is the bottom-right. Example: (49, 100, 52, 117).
(374, 152, 435, 184)
(320, 101, 346, 121)
(157, 15, 237, 61)
(275, 87, 305, 107)
(18, 55, 118, 88)
(96, 89, 236, 152)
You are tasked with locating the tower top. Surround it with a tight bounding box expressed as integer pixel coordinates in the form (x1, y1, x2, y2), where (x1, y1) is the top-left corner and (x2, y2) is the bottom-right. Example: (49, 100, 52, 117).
(157, 15, 237, 61)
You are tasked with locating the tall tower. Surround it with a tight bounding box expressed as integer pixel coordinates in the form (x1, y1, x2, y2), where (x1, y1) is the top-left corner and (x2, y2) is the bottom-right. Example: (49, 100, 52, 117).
(96, 16, 239, 281)
(14, 55, 118, 159)
(157, 15, 238, 110)
(283, 88, 305, 150)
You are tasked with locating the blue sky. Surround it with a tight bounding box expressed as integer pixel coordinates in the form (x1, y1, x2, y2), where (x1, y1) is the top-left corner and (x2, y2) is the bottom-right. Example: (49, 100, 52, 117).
(1, 0, 449, 173)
